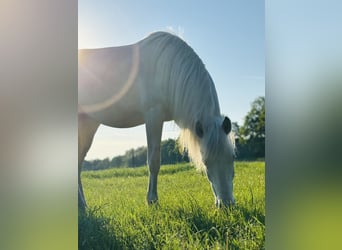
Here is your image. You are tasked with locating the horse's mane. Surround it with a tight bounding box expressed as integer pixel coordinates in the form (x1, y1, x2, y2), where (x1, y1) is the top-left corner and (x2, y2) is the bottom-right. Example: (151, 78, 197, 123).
(138, 32, 234, 170)
(138, 32, 220, 125)
(179, 117, 236, 171)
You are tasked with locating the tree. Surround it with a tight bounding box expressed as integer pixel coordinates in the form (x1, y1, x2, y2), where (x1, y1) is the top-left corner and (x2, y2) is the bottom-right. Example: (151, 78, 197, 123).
(82, 138, 189, 170)
(237, 96, 265, 159)
(231, 121, 240, 136)
(161, 139, 188, 164)
(111, 155, 124, 168)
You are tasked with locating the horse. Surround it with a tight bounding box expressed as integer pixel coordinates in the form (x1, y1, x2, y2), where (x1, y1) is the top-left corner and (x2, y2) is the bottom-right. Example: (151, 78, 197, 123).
(78, 31, 235, 210)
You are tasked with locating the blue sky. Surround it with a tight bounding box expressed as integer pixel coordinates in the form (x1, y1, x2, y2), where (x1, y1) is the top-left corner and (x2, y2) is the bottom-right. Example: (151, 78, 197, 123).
(79, 1, 265, 159)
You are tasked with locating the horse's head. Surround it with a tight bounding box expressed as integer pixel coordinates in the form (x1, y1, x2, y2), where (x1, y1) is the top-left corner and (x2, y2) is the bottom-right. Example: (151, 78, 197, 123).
(195, 116, 235, 208)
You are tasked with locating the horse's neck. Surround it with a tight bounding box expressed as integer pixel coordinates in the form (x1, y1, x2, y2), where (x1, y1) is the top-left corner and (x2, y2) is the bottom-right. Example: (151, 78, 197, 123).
(174, 112, 218, 134)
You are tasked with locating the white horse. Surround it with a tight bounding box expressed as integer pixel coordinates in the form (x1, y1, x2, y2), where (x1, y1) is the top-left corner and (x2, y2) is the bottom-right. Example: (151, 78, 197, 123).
(78, 31, 235, 209)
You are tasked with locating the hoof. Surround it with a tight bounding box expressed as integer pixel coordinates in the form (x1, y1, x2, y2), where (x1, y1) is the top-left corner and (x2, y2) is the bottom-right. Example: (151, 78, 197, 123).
(147, 199, 159, 206)
(215, 199, 235, 208)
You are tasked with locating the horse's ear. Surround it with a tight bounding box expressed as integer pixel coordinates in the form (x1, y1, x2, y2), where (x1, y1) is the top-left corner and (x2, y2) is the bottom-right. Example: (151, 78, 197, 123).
(195, 121, 204, 138)
(222, 116, 231, 134)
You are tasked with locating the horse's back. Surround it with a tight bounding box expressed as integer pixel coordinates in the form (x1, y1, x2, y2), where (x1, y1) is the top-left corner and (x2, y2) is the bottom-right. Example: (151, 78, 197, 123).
(78, 32, 198, 128)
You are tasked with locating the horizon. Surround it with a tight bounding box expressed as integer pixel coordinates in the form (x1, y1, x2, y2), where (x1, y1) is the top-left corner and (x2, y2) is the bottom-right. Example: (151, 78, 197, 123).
(79, 1, 264, 160)
(83, 95, 263, 161)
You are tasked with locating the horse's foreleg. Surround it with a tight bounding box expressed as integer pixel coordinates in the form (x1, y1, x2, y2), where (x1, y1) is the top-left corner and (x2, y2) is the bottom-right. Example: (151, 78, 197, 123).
(78, 113, 99, 211)
(145, 106, 164, 204)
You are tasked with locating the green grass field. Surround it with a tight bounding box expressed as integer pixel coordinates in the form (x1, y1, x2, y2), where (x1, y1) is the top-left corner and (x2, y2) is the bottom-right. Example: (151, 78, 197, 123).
(79, 162, 265, 249)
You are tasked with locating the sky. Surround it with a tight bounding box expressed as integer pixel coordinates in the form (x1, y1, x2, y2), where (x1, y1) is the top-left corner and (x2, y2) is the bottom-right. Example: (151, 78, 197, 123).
(78, 1, 265, 160)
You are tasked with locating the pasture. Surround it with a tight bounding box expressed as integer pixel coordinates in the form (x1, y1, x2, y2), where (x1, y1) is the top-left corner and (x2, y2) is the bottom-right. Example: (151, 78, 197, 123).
(79, 162, 265, 249)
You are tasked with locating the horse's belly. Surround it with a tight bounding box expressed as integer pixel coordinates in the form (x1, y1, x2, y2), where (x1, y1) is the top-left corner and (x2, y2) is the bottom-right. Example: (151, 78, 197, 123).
(102, 109, 144, 128)
(83, 97, 145, 128)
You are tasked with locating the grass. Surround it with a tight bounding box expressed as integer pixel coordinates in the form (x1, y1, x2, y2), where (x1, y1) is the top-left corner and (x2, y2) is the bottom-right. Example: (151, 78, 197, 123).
(79, 162, 265, 249)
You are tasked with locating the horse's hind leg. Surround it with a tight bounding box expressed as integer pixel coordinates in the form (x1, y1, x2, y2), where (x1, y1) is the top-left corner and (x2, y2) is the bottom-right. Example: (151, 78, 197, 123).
(145, 106, 164, 204)
(78, 113, 99, 211)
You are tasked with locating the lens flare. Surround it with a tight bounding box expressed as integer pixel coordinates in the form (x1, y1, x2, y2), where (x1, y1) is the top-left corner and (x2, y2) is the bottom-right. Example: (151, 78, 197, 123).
(78, 45, 140, 113)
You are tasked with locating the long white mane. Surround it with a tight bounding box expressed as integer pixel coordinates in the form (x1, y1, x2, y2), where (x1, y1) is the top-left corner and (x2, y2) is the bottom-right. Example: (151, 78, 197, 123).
(139, 32, 220, 124)
(179, 117, 236, 171)
(138, 32, 235, 170)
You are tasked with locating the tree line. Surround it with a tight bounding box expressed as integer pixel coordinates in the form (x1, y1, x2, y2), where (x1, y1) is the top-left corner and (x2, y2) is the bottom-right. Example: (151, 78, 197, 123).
(82, 139, 189, 171)
(83, 96, 265, 171)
